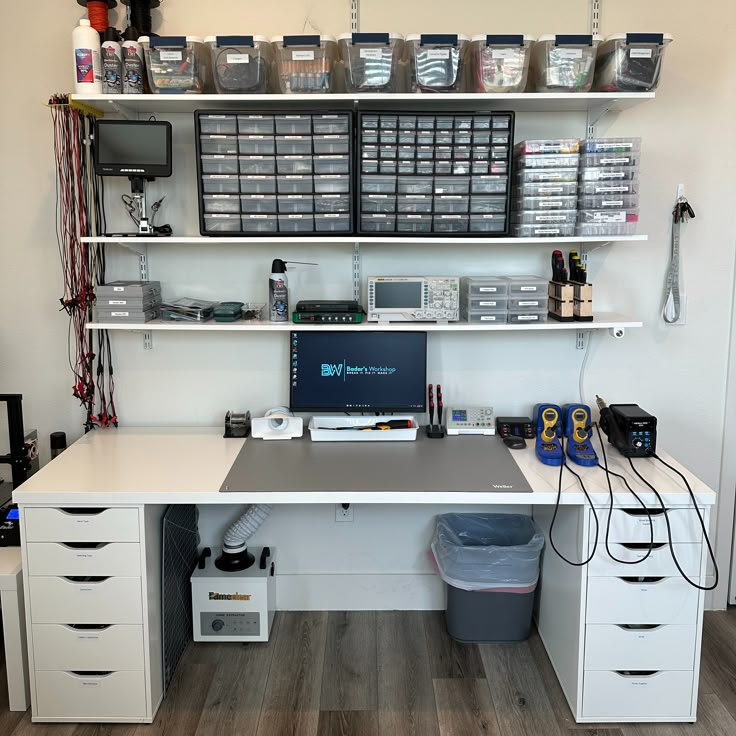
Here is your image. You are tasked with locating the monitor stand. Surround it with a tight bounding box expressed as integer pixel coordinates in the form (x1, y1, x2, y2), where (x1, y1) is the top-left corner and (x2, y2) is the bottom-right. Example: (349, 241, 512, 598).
(104, 177, 172, 237)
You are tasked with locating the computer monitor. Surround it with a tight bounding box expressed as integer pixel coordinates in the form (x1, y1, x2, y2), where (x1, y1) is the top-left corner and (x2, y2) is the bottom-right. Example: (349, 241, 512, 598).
(289, 331, 427, 413)
(94, 120, 172, 179)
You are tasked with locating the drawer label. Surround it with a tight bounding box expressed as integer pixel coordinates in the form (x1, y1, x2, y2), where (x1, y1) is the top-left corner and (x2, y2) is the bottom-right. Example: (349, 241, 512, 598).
(77, 634, 100, 641)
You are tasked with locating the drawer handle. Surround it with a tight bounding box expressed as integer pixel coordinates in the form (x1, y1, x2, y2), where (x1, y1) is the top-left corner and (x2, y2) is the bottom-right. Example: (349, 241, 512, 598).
(63, 576, 110, 584)
(70, 671, 113, 678)
(621, 542, 666, 551)
(67, 624, 112, 631)
(616, 624, 663, 631)
(60, 542, 110, 550)
(619, 576, 665, 585)
(620, 508, 665, 517)
(59, 508, 108, 516)
(614, 670, 660, 679)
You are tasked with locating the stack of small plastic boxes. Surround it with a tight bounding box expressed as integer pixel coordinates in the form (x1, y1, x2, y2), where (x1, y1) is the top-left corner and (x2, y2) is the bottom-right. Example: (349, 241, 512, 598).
(577, 138, 641, 236)
(512, 140, 581, 238)
(461, 275, 548, 325)
(197, 111, 353, 235)
(94, 281, 161, 324)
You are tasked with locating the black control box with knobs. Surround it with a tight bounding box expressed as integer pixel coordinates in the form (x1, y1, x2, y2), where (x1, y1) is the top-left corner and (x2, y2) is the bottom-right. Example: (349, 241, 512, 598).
(597, 399, 657, 457)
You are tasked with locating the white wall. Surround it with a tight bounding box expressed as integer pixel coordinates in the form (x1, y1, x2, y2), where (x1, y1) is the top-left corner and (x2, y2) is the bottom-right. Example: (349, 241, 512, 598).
(2, 0, 735, 608)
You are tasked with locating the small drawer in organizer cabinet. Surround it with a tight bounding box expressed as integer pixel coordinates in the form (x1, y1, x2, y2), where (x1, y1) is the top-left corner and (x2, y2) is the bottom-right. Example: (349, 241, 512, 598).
(35, 671, 147, 721)
(584, 623, 697, 671)
(29, 576, 143, 625)
(587, 542, 701, 577)
(32, 624, 145, 671)
(25, 541, 141, 577)
(23, 507, 139, 543)
(590, 508, 704, 544)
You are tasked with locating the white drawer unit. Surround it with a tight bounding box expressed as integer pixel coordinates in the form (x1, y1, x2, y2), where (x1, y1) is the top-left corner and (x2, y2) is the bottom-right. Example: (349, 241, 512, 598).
(586, 576, 700, 625)
(29, 576, 144, 625)
(590, 508, 704, 544)
(587, 543, 701, 577)
(26, 542, 141, 577)
(582, 670, 695, 720)
(32, 625, 145, 672)
(35, 671, 147, 720)
(24, 508, 140, 543)
(584, 624, 697, 671)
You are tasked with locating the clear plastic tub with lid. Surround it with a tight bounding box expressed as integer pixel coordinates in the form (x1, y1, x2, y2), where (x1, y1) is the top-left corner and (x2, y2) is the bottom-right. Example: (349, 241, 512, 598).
(514, 182, 577, 197)
(338, 33, 405, 92)
(576, 208, 639, 236)
(578, 194, 639, 209)
(512, 223, 575, 237)
(142, 36, 212, 93)
(594, 33, 673, 92)
(514, 139, 580, 155)
(508, 310, 548, 324)
(405, 34, 469, 92)
(515, 153, 580, 169)
(463, 310, 508, 324)
(271, 35, 337, 93)
(513, 195, 577, 210)
(509, 296, 549, 311)
(511, 210, 577, 226)
(515, 167, 579, 184)
(580, 151, 641, 168)
(466, 34, 534, 93)
(578, 179, 640, 196)
(579, 166, 639, 182)
(531, 34, 602, 92)
(463, 294, 509, 310)
(206, 36, 272, 94)
(582, 137, 642, 154)
(460, 277, 509, 296)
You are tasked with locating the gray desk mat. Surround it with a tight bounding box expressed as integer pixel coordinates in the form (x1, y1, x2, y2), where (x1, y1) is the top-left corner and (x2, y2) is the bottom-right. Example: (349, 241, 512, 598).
(220, 433, 531, 493)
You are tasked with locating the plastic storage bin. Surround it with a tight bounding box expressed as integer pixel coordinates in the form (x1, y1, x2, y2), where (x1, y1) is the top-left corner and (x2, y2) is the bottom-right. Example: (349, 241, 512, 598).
(515, 167, 579, 184)
(515, 182, 577, 197)
(362, 195, 396, 213)
(405, 34, 469, 92)
(531, 34, 602, 92)
(203, 194, 241, 214)
(240, 195, 277, 213)
(461, 277, 509, 296)
(241, 214, 278, 233)
(516, 153, 580, 169)
(469, 214, 506, 233)
(512, 210, 577, 226)
(314, 156, 350, 174)
(578, 194, 639, 209)
(278, 214, 314, 232)
(206, 36, 272, 93)
(238, 136, 276, 155)
(513, 195, 576, 210)
(582, 137, 642, 153)
(463, 309, 508, 324)
(200, 135, 238, 155)
(315, 213, 350, 232)
(466, 34, 534, 93)
(238, 115, 275, 134)
(397, 214, 433, 233)
(200, 115, 237, 135)
(315, 194, 350, 212)
(463, 294, 508, 310)
(397, 195, 432, 213)
(361, 214, 396, 232)
(512, 223, 575, 237)
(578, 180, 640, 195)
(508, 310, 548, 324)
(275, 115, 312, 134)
(240, 156, 276, 175)
(432, 513, 544, 642)
(142, 36, 211, 93)
(201, 155, 239, 174)
(202, 175, 240, 194)
(515, 139, 580, 155)
(271, 35, 337, 93)
(576, 208, 639, 236)
(241, 175, 277, 194)
(579, 166, 639, 182)
(276, 156, 311, 174)
(203, 213, 241, 232)
(509, 295, 549, 310)
(505, 275, 548, 296)
(338, 33, 404, 92)
(580, 151, 641, 168)
(594, 33, 673, 92)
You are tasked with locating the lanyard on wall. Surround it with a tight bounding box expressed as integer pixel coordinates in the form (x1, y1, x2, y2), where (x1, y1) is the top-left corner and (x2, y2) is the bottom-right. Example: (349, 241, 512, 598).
(663, 195, 695, 324)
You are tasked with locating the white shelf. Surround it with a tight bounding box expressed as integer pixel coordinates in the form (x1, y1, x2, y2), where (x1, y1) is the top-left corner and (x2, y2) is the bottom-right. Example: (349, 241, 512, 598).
(73, 92, 654, 115)
(83, 234, 649, 246)
(86, 313, 642, 333)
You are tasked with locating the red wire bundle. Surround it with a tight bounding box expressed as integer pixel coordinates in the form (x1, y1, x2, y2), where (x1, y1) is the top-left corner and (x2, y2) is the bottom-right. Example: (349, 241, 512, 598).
(50, 100, 117, 430)
(87, 1, 110, 33)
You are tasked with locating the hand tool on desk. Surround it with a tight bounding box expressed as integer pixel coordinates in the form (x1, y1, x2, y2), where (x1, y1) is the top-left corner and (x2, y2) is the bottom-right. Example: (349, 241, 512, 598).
(426, 382, 446, 439)
(327, 420, 414, 431)
(551, 249, 567, 282)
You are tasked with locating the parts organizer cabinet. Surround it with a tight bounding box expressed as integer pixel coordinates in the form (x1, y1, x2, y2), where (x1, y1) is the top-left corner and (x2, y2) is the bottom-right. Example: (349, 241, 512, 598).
(19, 505, 167, 723)
(534, 504, 710, 723)
(12, 428, 716, 724)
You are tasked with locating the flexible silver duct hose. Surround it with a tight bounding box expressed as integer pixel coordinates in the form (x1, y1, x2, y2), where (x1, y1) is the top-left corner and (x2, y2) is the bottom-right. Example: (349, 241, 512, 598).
(222, 504, 272, 554)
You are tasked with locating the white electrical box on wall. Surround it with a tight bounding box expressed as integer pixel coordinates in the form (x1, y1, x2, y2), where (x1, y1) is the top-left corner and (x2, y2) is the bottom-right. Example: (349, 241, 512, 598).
(191, 546, 276, 642)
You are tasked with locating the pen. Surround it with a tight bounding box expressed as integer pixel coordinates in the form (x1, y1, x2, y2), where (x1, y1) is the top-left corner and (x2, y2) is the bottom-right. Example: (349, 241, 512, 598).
(437, 384, 443, 426)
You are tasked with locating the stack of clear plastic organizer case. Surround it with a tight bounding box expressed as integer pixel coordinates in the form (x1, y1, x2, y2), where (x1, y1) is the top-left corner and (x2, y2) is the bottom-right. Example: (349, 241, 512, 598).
(577, 138, 641, 236)
(512, 140, 580, 238)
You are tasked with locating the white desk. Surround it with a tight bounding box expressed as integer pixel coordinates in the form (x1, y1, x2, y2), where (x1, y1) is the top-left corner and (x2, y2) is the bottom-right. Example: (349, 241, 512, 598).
(12, 427, 716, 725)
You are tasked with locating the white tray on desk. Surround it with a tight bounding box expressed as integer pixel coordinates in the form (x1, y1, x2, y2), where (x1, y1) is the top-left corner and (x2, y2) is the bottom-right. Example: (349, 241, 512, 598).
(308, 415, 419, 442)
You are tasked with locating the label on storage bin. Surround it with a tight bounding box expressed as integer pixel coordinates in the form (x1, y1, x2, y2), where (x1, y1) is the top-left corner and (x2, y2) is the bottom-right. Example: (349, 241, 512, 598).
(159, 50, 183, 61)
(250, 195, 265, 199)
(248, 215, 268, 219)
(556, 48, 583, 59)
(596, 185, 627, 192)
(287, 215, 305, 219)
(360, 48, 384, 59)
(111, 312, 130, 317)
(630, 48, 653, 58)
(601, 157, 631, 165)
(479, 287, 499, 293)
(536, 214, 567, 222)
(113, 287, 124, 292)
(517, 315, 540, 321)
(520, 286, 539, 292)
(292, 50, 315, 60)
(601, 171, 626, 179)
(427, 48, 451, 59)
(602, 200, 624, 207)
(109, 300, 127, 305)
(518, 300, 540, 307)
(593, 211, 626, 223)
(491, 49, 517, 60)
(539, 200, 563, 208)
(227, 53, 250, 64)
(480, 315, 501, 321)
(539, 186, 563, 194)
(323, 214, 340, 218)
(534, 228, 560, 235)
(479, 300, 499, 306)
(287, 195, 304, 199)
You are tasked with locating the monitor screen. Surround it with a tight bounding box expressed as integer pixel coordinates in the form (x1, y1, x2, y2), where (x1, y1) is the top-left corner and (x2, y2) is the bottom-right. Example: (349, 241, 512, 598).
(94, 120, 172, 178)
(289, 331, 427, 413)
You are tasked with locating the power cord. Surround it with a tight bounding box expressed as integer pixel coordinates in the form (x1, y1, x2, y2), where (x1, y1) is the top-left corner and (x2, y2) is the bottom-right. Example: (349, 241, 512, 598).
(594, 423, 655, 565)
(627, 457, 719, 592)
(548, 437, 599, 567)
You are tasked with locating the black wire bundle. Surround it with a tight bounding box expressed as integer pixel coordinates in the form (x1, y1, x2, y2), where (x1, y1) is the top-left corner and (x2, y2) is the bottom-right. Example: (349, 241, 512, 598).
(127, 0, 155, 36)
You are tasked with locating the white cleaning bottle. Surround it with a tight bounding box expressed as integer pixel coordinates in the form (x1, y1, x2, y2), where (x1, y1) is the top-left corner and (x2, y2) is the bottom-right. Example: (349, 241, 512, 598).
(73, 19, 103, 94)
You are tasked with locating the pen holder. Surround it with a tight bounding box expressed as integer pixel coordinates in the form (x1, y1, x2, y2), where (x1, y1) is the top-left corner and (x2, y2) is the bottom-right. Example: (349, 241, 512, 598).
(426, 424, 446, 439)
(548, 281, 593, 322)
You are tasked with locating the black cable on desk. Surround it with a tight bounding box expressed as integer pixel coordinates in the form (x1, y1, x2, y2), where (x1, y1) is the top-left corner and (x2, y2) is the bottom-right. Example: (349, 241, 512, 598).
(627, 457, 719, 592)
(594, 423, 655, 565)
(548, 437, 599, 567)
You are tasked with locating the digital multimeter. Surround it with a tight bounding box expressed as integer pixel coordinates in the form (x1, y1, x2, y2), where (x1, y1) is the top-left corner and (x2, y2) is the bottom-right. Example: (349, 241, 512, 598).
(446, 407, 495, 435)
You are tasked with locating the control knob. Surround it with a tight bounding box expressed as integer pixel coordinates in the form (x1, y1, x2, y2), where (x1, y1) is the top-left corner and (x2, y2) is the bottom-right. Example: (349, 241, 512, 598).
(211, 618, 225, 632)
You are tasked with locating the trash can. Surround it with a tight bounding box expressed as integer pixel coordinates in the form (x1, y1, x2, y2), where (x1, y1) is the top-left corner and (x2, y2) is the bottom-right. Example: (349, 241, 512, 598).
(431, 513, 544, 643)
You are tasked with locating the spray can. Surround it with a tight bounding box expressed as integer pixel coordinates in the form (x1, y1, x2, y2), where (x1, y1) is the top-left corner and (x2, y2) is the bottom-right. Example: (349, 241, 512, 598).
(122, 27, 145, 94)
(73, 19, 103, 94)
(50, 432, 67, 460)
(269, 259, 289, 323)
(102, 27, 123, 94)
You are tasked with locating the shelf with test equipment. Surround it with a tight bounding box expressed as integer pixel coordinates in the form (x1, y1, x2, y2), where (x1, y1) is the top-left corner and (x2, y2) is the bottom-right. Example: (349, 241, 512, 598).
(85, 312, 642, 333)
(72, 92, 655, 116)
(82, 234, 649, 247)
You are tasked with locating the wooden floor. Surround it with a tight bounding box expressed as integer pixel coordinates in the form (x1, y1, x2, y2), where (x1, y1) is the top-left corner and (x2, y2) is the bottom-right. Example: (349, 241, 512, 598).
(1, 609, 735, 736)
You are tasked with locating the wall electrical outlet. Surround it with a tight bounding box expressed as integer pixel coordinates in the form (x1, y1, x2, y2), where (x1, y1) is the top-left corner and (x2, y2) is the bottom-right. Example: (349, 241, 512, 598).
(335, 503, 354, 522)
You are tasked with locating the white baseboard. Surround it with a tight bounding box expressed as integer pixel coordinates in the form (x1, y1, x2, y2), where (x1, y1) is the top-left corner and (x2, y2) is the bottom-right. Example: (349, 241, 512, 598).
(274, 573, 446, 611)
